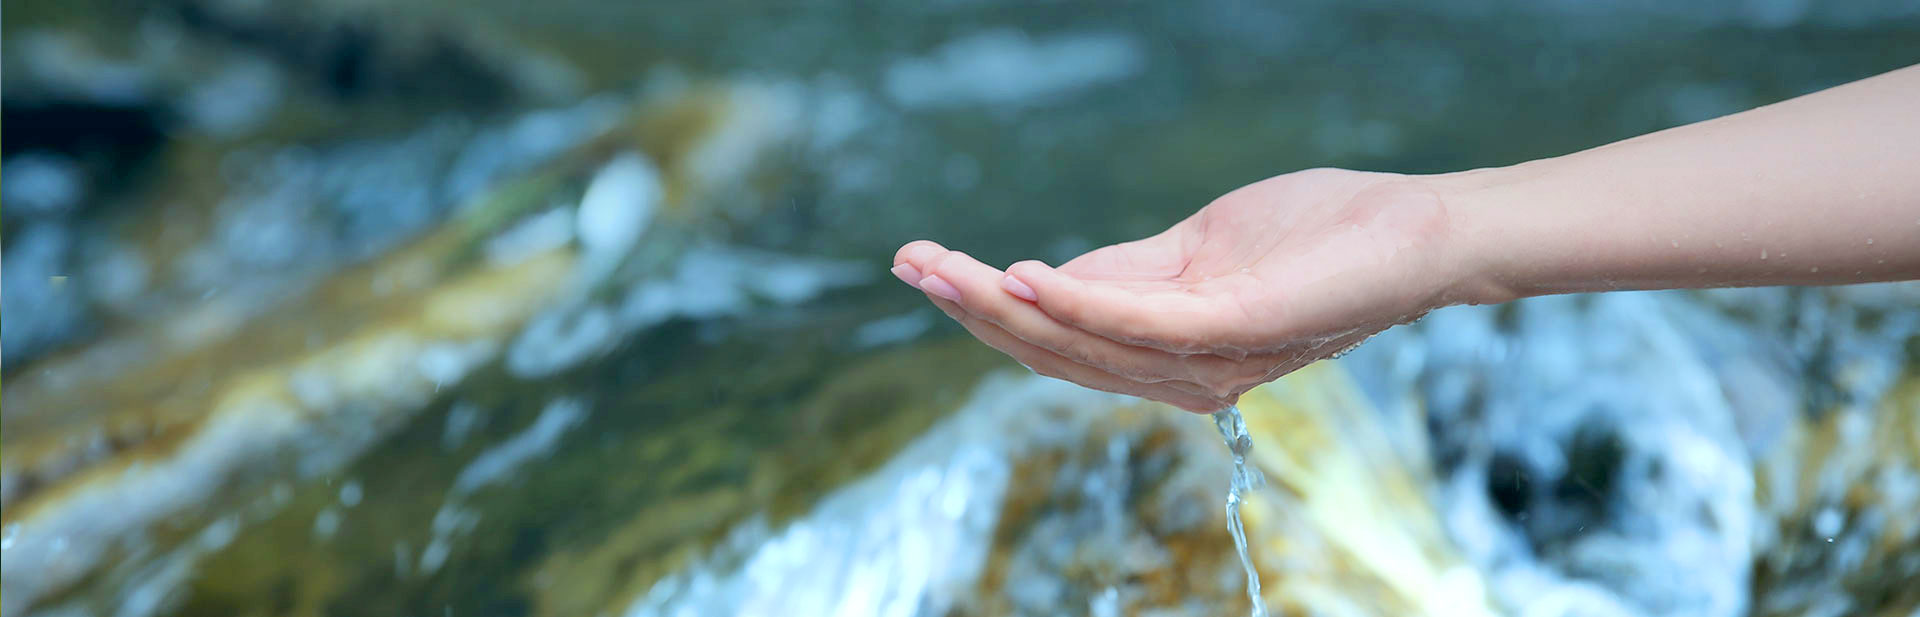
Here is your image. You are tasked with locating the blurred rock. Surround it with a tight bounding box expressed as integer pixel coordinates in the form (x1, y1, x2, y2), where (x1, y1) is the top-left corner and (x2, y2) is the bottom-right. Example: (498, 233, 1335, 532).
(0, 78, 808, 616)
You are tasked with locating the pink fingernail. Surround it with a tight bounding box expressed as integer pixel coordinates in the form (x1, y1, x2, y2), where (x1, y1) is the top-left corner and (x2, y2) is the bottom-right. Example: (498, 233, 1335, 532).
(919, 275, 962, 302)
(891, 264, 922, 288)
(1000, 275, 1037, 301)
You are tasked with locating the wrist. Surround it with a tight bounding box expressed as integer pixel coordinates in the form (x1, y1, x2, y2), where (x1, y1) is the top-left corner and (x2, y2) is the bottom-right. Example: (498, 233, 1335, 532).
(1419, 162, 1553, 307)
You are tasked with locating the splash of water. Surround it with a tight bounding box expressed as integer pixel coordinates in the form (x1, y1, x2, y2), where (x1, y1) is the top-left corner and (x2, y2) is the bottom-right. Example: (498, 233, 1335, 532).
(1212, 405, 1270, 617)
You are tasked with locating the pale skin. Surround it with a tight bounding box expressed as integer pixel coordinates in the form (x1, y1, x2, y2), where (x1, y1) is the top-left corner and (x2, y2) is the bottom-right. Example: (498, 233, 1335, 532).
(892, 64, 1920, 413)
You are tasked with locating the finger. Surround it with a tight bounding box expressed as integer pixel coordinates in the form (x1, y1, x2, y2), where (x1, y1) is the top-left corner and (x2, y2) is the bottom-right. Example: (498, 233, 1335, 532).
(1005, 260, 1240, 355)
(925, 296, 1225, 413)
(893, 240, 947, 267)
(921, 251, 1238, 385)
(891, 240, 950, 289)
(898, 243, 1271, 396)
(897, 244, 975, 304)
(937, 306, 1218, 404)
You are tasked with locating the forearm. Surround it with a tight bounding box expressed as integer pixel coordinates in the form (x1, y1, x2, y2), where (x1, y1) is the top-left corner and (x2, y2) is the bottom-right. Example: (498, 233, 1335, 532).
(1432, 64, 1920, 304)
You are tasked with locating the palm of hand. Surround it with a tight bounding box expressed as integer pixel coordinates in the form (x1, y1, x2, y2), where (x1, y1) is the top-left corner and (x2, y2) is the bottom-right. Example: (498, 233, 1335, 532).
(1055, 169, 1453, 354)
(893, 168, 1457, 412)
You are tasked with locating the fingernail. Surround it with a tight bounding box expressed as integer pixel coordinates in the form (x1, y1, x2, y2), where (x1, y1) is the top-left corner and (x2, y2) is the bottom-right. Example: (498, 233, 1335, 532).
(1000, 274, 1037, 302)
(920, 275, 962, 302)
(891, 264, 922, 288)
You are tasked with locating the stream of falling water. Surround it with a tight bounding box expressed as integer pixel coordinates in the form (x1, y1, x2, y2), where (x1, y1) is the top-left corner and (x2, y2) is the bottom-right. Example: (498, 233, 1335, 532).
(1212, 406, 1270, 617)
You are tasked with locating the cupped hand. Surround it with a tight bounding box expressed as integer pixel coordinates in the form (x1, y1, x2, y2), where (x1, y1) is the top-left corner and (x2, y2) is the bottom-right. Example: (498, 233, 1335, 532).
(892, 168, 1470, 413)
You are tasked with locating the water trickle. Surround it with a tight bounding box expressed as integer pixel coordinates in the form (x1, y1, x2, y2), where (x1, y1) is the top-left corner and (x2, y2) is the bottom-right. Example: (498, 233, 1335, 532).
(1211, 406, 1270, 617)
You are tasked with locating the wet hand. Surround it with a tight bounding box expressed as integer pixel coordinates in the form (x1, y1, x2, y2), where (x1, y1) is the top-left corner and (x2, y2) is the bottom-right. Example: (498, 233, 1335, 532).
(892, 168, 1466, 413)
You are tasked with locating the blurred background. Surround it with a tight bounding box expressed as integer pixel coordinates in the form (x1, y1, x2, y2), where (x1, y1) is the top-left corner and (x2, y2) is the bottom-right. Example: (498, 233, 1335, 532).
(3, 1, 1918, 616)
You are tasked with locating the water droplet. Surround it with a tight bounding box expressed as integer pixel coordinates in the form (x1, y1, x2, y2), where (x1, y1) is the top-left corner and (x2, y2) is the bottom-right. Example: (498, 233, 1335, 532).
(1809, 267, 1819, 273)
(1865, 238, 1874, 245)
(1670, 240, 1679, 248)
(1713, 240, 1723, 248)
(1760, 249, 1768, 260)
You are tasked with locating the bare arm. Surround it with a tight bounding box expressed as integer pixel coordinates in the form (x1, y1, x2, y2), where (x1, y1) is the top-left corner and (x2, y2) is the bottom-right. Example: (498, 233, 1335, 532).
(1436, 64, 1920, 303)
(894, 65, 1920, 413)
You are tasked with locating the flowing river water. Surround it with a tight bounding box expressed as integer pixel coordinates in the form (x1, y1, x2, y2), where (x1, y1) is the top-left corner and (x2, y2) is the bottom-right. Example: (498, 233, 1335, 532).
(4, 1, 1919, 616)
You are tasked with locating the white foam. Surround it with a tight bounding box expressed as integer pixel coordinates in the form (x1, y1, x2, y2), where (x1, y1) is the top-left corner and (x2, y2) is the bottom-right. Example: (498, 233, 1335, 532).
(2, 153, 84, 214)
(0, 402, 304, 616)
(417, 339, 498, 389)
(623, 375, 1127, 617)
(451, 399, 589, 494)
(851, 312, 935, 349)
(506, 305, 617, 379)
(885, 29, 1145, 110)
(180, 58, 283, 137)
(576, 152, 661, 262)
(485, 209, 575, 267)
(1362, 291, 1792, 617)
(617, 246, 872, 330)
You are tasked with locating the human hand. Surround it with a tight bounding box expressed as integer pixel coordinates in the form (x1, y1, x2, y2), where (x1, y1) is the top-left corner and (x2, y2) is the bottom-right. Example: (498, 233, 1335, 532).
(892, 168, 1471, 412)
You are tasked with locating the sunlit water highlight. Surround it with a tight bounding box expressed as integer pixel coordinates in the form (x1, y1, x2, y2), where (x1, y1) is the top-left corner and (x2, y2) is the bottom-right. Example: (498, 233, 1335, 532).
(1212, 405, 1270, 617)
